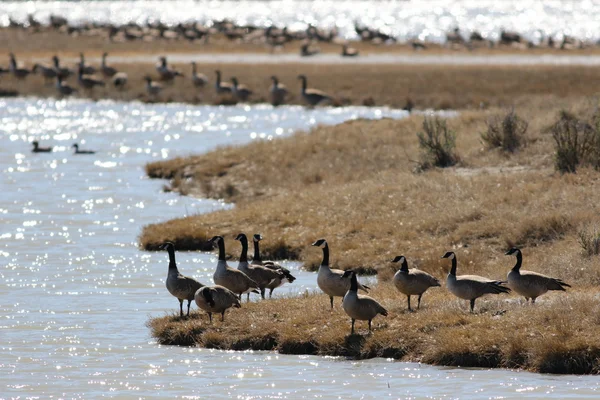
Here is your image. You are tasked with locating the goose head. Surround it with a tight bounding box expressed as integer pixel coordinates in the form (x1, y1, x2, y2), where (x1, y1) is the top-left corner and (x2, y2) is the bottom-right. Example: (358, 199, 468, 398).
(209, 235, 223, 244)
(505, 247, 521, 256)
(270, 75, 278, 84)
(311, 238, 327, 248)
(72, 143, 79, 150)
(144, 76, 152, 83)
(31, 141, 39, 148)
(441, 251, 456, 260)
(159, 242, 175, 251)
(230, 77, 239, 87)
(253, 234, 263, 242)
(391, 255, 406, 264)
(297, 74, 307, 81)
(234, 233, 247, 242)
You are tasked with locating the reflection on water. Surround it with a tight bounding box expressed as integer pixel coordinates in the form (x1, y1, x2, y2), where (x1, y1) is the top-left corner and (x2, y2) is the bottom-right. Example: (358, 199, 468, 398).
(0, 98, 598, 398)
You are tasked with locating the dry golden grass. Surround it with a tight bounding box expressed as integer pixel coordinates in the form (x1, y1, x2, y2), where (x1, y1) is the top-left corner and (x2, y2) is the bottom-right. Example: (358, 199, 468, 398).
(148, 284, 600, 374)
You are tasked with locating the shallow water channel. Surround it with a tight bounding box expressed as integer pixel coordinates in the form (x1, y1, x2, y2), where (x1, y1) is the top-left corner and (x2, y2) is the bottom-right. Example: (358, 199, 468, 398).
(0, 98, 598, 398)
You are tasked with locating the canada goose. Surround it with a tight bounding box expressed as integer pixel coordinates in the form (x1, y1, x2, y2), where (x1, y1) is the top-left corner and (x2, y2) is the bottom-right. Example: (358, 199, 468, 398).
(342, 270, 387, 334)
(9, 53, 30, 79)
(32, 63, 57, 84)
(72, 143, 96, 154)
(100, 52, 117, 78)
(55, 76, 77, 96)
(235, 233, 283, 300)
(391, 256, 440, 311)
(342, 44, 359, 57)
(112, 72, 128, 90)
(312, 239, 369, 308)
(442, 251, 510, 313)
(231, 77, 252, 101)
(194, 285, 241, 323)
(252, 234, 296, 297)
(31, 141, 52, 153)
(210, 235, 260, 300)
(298, 75, 331, 106)
(300, 43, 320, 57)
(52, 56, 72, 79)
(155, 56, 183, 82)
(160, 242, 204, 317)
(191, 62, 208, 88)
(214, 70, 233, 95)
(505, 247, 570, 303)
(144, 76, 162, 97)
(78, 53, 96, 75)
(78, 65, 105, 90)
(269, 76, 288, 106)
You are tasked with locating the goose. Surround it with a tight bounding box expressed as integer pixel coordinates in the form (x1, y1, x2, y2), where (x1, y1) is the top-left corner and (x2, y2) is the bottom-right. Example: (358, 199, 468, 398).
(31, 141, 52, 153)
(341, 44, 359, 57)
(100, 52, 117, 78)
(155, 56, 183, 82)
(300, 42, 320, 57)
(235, 233, 283, 300)
(32, 63, 57, 84)
(72, 143, 96, 154)
(312, 239, 369, 308)
(55, 76, 77, 96)
(214, 70, 233, 95)
(112, 72, 128, 90)
(9, 53, 30, 79)
(160, 242, 204, 317)
(78, 65, 105, 90)
(269, 76, 288, 106)
(342, 270, 388, 334)
(210, 235, 260, 300)
(298, 75, 331, 106)
(252, 234, 296, 297)
(391, 255, 440, 311)
(194, 285, 241, 323)
(505, 247, 570, 304)
(78, 53, 96, 75)
(231, 77, 252, 101)
(191, 62, 208, 88)
(442, 251, 510, 313)
(144, 76, 162, 97)
(52, 56, 72, 79)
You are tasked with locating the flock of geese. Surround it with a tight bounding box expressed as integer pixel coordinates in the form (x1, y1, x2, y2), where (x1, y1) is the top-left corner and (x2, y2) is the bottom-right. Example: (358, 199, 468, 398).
(3, 53, 333, 106)
(31, 141, 95, 154)
(161, 235, 571, 334)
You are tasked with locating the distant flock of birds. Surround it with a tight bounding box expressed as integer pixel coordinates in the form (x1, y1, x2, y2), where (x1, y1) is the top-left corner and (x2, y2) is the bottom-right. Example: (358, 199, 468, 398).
(2, 53, 333, 106)
(31, 141, 95, 154)
(162, 234, 570, 334)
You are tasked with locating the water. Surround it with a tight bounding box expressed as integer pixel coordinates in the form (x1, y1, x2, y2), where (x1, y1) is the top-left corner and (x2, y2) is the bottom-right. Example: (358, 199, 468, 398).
(3, 0, 600, 44)
(0, 97, 598, 398)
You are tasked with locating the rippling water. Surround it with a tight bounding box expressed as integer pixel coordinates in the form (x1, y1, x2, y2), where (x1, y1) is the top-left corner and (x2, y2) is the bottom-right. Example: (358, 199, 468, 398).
(3, 0, 600, 43)
(1, 98, 598, 398)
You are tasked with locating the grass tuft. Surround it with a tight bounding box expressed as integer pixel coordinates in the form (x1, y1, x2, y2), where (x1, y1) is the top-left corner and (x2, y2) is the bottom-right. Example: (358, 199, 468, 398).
(578, 223, 600, 257)
(416, 116, 459, 170)
(481, 108, 528, 152)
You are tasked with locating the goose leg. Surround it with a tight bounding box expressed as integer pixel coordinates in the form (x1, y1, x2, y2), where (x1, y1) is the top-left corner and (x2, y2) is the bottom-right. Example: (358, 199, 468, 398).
(469, 299, 476, 313)
(417, 294, 423, 309)
(269, 288, 274, 298)
(351, 319, 355, 334)
(187, 299, 192, 316)
(247, 293, 250, 302)
(221, 312, 225, 322)
(368, 319, 372, 332)
(407, 295, 412, 312)
(260, 288, 266, 300)
(330, 296, 334, 309)
(178, 299, 184, 317)
(531, 297, 536, 305)
(208, 312, 212, 323)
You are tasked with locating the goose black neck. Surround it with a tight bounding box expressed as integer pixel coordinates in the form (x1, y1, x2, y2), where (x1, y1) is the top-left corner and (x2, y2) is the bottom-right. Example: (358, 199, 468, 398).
(349, 272, 358, 292)
(167, 246, 177, 270)
(192, 63, 196, 74)
(512, 251, 522, 271)
(216, 72, 221, 85)
(321, 244, 329, 266)
(300, 77, 307, 92)
(252, 240, 262, 263)
(449, 257, 457, 276)
(216, 239, 226, 261)
(238, 236, 248, 262)
(400, 258, 409, 272)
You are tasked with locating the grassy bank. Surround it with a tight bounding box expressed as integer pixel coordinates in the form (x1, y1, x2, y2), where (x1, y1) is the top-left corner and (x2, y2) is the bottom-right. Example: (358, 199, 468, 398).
(148, 285, 600, 374)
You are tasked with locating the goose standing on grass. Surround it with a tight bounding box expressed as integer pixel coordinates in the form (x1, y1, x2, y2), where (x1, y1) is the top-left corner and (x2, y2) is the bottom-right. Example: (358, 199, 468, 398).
(72, 143, 96, 154)
(9, 53, 30, 79)
(144, 76, 162, 98)
(112, 72, 128, 90)
(52, 56, 72, 79)
(505, 247, 570, 304)
(298, 75, 331, 106)
(191, 62, 208, 88)
(235, 233, 283, 300)
(194, 285, 241, 323)
(214, 70, 233, 95)
(269, 76, 288, 106)
(32, 63, 57, 84)
(342, 270, 387, 334)
(100, 52, 117, 78)
(252, 234, 296, 297)
(31, 141, 52, 153)
(55, 76, 77, 96)
(156, 56, 183, 82)
(442, 251, 510, 313)
(231, 77, 252, 101)
(78, 65, 105, 90)
(78, 53, 96, 75)
(391, 255, 440, 311)
(312, 239, 370, 309)
(300, 42, 320, 57)
(160, 242, 204, 317)
(342, 44, 359, 57)
(210, 235, 260, 300)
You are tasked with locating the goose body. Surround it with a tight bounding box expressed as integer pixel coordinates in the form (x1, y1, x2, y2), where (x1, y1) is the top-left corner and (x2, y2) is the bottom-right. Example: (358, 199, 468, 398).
(31, 141, 52, 153)
(78, 53, 96, 75)
(210, 235, 260, 299)
(100, 52, 118, 78)
(145, 76, 162, 97)
(300, 43, 320, 57)
(78, 65, 105, 89)
(269, 76, 288, 106)
(191, 62, 208, 88)
(72, 143, 96, 154)
(443, 251, 510, 312)
(32, 63, 57, 83)
(194, 285, 241, 322)
(342, 44, 359, 57)
(214, 70, 233, 95)
(231, 77, 252, 101)
(55, 76, 77, 96)
(235, 233, 283, 299)
(505, 248, 570, 303)
(156, 56, 183, 82)
(9, 53, 30, 79)
(161, 242, 204, 317)
(342, 270, 387, 334)
(252, 234, 296, 297)
(391, 256, 440, 311)
(312, 239, 369, 308)
(52, 56, 72, 79)
(298, 75, 331, 106)
(112, 72, 128, 90)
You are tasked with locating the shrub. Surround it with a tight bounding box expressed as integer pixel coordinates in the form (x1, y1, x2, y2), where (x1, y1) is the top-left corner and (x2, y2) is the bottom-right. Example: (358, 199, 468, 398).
(551, 111, 600, 173)
(578, 223, 600, 257)
(481, 109, 528, 152)
(416, 116, 459, 170)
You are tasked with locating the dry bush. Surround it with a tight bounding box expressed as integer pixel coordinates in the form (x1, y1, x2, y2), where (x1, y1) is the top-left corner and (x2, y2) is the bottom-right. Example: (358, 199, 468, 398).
(551, 110, 600, 173)
(416, 116, 459, 170)
(578, 223, 600, 257)
(481, 108, 528, 152)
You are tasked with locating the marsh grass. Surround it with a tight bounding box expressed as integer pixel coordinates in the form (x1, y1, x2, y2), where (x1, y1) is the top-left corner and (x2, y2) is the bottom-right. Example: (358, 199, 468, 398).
(482, 108, 528, 152)
(578, 223, 600, 257)
(416, 116, 459, 170)
(551, 110, 600, 173)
